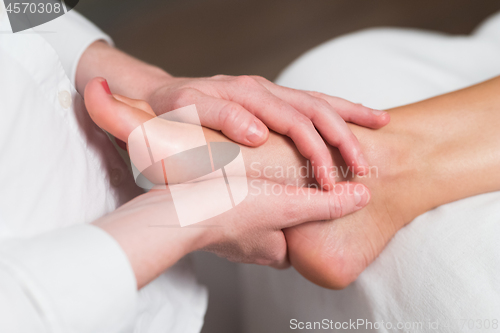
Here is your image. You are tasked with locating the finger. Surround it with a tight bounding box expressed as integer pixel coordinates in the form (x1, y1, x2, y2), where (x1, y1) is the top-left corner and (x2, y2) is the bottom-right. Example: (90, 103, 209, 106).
(268, 182, 371, 229)
(223, 77, 336, 189)
(251, 76, 389, 129)
(254, 82, 370, 175)
(85, 77, 154, 141)
(306, 91, 390, 129)
(170, 88, 269, 146)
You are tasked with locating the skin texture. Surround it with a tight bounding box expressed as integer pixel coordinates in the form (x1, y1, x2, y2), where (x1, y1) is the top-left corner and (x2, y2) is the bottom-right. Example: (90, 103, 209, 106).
(76, 41, 390, 189)
(89, 76, 500, 289)
(86, 79, 371, 288)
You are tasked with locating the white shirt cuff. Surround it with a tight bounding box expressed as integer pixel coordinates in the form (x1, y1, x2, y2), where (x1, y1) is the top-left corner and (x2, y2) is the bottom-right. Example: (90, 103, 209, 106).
(0, 224, 137, 333)
(35, 10, 113, 86)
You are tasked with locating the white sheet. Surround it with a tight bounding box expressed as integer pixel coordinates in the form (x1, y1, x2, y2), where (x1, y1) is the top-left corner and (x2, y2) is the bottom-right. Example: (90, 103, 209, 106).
(238, 11, 500, 333)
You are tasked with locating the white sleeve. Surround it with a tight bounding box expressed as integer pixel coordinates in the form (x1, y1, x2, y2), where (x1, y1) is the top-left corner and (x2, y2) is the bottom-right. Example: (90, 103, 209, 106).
(34, 10, 114, 86)
(0, 224, 137, 333)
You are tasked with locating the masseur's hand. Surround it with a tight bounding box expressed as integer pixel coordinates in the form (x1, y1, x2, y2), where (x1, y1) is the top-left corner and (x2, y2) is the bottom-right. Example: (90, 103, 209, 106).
(94, 177, 368, 288)
(146, 75, 389, 189)
(76, 41, 390, 190)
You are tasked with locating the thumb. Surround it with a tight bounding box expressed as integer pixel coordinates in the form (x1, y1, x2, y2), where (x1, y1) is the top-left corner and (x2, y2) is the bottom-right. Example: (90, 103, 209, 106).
(271, 182, 371, 229)
(84, 77, 154, 141)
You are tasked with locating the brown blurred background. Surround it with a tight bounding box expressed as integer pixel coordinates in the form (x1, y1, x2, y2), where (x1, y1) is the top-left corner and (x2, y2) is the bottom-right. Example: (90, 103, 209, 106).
(76, 1, 500, 332)
(79, 0, 500, 81)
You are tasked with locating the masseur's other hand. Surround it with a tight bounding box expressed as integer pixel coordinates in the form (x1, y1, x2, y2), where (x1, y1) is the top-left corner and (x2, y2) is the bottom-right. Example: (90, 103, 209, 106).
(188, 177, 369, 269)
(146, 75, 390, 189)
(94, 175, 369, 288)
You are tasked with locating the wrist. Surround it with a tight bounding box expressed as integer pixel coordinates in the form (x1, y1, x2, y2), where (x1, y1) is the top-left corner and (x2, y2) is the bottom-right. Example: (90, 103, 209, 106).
(136, 66, 175, 102)
(92, 192, 209, 288)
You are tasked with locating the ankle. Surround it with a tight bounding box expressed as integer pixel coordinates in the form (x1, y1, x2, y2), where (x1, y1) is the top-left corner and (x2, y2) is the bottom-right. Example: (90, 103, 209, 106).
(349, 114, 434, 225)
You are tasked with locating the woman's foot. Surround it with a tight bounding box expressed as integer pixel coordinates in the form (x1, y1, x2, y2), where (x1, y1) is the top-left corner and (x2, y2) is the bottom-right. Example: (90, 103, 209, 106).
(283, 79, 500, 288)
(283, 123, 413, 289)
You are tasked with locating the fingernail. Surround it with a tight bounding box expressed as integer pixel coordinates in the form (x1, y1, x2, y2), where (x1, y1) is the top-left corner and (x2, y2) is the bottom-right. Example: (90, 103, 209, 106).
(246, 120, 265, 143)
(370, 109, 386, 116)
(354, 187, 370, 207)
(101, 79, 112, 95)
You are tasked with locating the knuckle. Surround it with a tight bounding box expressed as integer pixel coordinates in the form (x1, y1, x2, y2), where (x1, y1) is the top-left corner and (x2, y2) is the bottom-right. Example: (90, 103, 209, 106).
(307, 98, 331, 120)
(314, 97, 331, 111)
(249, 75, 266, 83)
(218, 103, 243, 130)
(235, 75, 259, 87)
(292, 113, 314, 129)
(171, 88, 197, 108)
(308, 91, 323, 99)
